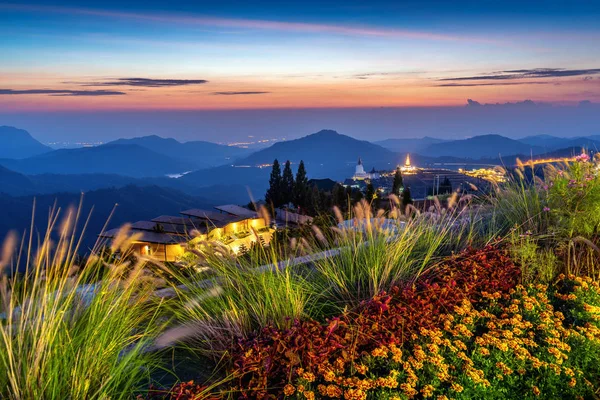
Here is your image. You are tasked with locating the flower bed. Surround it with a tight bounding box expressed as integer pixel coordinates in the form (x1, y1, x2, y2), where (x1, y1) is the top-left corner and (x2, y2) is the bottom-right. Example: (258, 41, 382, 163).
(230, 245, 521, 397)
(150, 245, 600, 399)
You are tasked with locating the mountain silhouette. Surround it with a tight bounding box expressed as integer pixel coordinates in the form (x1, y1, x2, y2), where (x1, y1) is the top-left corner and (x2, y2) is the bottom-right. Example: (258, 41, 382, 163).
(422, 134, 544, 159)
(107, 135, 250, 169)
(237, 129, 398, 169)
(0, 126, 52, 159)
(375, 137, 447, 153)
(0, 144, 196, 178)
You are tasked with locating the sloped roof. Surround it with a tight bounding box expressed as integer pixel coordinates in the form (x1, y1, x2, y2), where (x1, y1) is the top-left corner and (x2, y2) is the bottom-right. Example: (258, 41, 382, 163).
(214, 204, 258, 218)
(99, 227, 188, 245)
(180, 208, 230, 221)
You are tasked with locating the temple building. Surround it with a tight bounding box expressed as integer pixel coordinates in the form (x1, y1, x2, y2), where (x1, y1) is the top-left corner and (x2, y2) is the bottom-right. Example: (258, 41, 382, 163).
(400, 154, 418, 174)
(352, 157, 380, 180)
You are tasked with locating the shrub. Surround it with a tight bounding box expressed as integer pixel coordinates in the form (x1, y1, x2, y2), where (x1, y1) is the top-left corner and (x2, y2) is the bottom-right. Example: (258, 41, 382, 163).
(547, 154, 600, 238)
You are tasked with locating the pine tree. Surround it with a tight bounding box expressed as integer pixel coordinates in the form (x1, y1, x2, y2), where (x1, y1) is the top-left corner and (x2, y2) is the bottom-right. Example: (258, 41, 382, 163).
(352, 188, 364, 203)
(440, 176, 452, 194)
(282, 160, 295, 206)
(294, 160, 309, 209)
(392, 167, 404, 195)
(401, 186, 413, 210)
(265, 159, 282, 208)
(332, 183, 346, 210)
(366, 182, 376, 202)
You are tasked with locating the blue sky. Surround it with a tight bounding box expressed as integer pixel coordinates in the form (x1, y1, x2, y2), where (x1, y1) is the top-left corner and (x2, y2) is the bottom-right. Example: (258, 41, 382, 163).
(0, 0, 599, 141)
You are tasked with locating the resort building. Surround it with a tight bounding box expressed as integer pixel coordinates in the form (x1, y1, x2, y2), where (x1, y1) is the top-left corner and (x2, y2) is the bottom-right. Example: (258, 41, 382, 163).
(99, 204, 272, 261)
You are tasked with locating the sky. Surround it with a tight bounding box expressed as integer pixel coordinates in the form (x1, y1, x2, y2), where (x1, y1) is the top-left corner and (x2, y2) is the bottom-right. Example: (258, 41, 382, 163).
(1, 0, 599, 142)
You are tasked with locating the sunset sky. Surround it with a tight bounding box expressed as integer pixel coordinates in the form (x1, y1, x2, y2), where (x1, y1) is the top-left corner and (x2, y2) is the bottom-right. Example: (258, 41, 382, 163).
(1, 0, 600, 112)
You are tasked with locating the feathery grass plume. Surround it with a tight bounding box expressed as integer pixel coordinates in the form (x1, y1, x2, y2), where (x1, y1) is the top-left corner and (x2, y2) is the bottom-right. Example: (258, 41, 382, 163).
(162, 231, 313, 358)
(0, 205, 167, 400)
(312, 225, 328, 247)
(447, 191, 459, 209)
(258, 205, 271, 227)
(310, 201, 474, 310)
(333, 206, 344, 225)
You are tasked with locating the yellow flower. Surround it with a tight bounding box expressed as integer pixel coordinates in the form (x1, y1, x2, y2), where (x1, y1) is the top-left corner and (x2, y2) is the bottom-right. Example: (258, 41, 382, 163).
(304, 390, 315, 400)
(283, 384, 295, 396)
(354, 364, 368, 375)
(451, 383, 463, 393)
(569, 378, 577, 387)
(421, 384, 435, 398)
(301, 372, 316, 382)
(326, 384, 342, 398)
(532, 386, 541, 396)
(371, 346, 388, 358)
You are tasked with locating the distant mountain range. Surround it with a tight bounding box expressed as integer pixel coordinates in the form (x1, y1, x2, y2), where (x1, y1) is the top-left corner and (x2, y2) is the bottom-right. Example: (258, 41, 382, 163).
(3, 124, 600, 252)
(0, 126, 52, 159)
(107, 135, 250, 169)
(238, 129, 399, 169)
(376, 133, 600, 159)
(0, 144, 196, 178)
(374, 137, 447, 153)
(0, 185, 213, 251)
(422, 134, 543, 159)
(2, 125, 600, 206)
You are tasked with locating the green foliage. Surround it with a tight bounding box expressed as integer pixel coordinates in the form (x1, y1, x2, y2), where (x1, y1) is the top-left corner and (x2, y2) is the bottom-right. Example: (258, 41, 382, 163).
(392, 167, 404, 196)
(509, 231, 558, 284)
(265, 159, 283, 209)
(489, 166, 550, 236)
(294, 160, 309, 209)
(401, 186, 413, 209)
(547, 155, 600, 238)
(282, 160, 295, 206)
(0, 209, 166, 400)
(163, 242, 314, 357)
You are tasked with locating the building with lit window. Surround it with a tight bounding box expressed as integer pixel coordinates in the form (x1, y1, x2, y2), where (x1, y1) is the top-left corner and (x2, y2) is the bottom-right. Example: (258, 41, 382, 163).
(99, 204, 272, 261)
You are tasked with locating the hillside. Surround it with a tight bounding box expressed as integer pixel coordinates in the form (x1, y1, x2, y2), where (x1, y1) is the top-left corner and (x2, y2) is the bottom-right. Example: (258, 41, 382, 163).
(108, 135, 251, 168)
(0, 126, 52, 159)
(0, 144, 196, 178)
(0, 185, 214, 251)
(518, 135, 600, 152)
(423, 134, 543, 159)
(375, 137, 447, 153)
(238, 129, 398, 169)
(0, 165, 37, 196)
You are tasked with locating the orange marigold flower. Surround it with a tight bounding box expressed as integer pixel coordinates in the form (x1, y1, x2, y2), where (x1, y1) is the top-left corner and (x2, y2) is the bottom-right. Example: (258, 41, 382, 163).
(569, 378, 577, 387)
(326, 384, 342, 398)
(283, 384, 295, 396)
(302, 372, 316, 382)
(532, 386, 541, 396)
(451, 383, 463, 393)
(354, 364, 368, 375)
(421, 384, 435, 398)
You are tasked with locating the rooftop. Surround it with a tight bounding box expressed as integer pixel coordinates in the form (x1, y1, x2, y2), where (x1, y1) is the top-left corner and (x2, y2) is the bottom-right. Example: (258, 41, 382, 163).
(99, 227, 189, 245)
(214, 204, 258, 218)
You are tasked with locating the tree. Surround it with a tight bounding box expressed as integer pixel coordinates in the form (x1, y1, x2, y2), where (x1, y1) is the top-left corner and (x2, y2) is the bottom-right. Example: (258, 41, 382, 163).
(352, 188, 364, 203)
(366, 182, 376, 203)
(282, 160, 295, 206)
(392, 167, 404, 196)
(332, 183, 347, 210)
(440, 176, 453, 194)
(401, 186, 413, 210)
(265, 159, 282, 209)
(294, 160, 309, 209)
